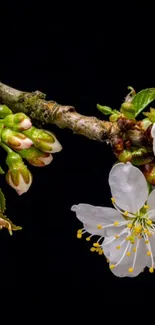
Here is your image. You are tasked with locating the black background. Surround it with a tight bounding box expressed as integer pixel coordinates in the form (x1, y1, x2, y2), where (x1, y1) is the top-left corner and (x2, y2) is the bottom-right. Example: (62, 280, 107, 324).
(0, 4, 155, 303)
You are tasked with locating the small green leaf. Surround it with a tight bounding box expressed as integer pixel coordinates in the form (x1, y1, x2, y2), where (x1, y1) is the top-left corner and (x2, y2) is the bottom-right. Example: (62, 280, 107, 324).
(143, 108, 155, 123)
(131, 88, 155, 117)
(0, 188, 6, 213)
(96, 104, 113, 115)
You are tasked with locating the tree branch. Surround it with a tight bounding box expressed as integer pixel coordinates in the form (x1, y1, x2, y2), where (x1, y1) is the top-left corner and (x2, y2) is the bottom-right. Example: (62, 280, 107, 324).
(0, 82, 120, 142)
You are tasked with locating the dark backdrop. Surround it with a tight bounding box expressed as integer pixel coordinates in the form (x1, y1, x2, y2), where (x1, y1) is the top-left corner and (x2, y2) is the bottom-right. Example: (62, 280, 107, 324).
(0, 4, 155, 303)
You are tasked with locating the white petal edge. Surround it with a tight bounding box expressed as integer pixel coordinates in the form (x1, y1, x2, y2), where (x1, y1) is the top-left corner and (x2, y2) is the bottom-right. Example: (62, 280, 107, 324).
(109, 162, 148, 213)
(151, 123, 155, 155)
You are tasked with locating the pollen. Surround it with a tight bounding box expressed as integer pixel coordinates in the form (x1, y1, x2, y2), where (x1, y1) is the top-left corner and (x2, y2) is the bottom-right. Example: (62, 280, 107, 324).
(115, 235, 119, 239)
(128, 267, 134, 273)
(77, 233, 82, 239)
(96, 247, 100, 252)
(116, 245, 121, 249)
(109, 264, 115, 269)
(144, 205, 149, 209)
(147, 251, 151, 256)
(106, 259, 110, 263)
(134, 225, 142, 233)
(90, 247, 96, 252)
(124, 211, 129, 217)
(97, 224, 103, 229)
(133, 247, 137, 252)
(86, 237, 91, 241)
(126, 236, 130, 241)
(127, 223, 132, 229)
(145, 240, 149, 244)
(93, 242, 100, 248)
(149, 267, 154, 273)
(147, 220, 152, 225)
(99, 250, 104, 255)
(147, 231, 152, 237)
(114, 221, 119, 226)
(111, 197, 116, 203)
(126, 251, 131, 256)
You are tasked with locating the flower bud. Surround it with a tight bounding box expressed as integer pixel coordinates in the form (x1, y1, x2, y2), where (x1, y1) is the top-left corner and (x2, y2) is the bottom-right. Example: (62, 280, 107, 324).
(23, 127, 62, 153)
(5, 152, 32, 195)
(120, 102, 136, 119)
(2, 113, 32, 131)
(142, 164, 155, 185)
(0, 105, 12, 118)
(1, 128, 33, 150)
(18, 147, 53, 167)
(118, 149, 132, 163)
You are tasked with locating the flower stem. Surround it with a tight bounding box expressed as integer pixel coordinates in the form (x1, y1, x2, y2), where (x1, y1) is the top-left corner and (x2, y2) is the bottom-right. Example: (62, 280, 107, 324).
(0, 142, 13, 154)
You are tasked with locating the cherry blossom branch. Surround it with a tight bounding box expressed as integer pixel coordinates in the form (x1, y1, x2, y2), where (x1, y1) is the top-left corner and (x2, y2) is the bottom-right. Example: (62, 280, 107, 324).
(0, 82, 120, 142)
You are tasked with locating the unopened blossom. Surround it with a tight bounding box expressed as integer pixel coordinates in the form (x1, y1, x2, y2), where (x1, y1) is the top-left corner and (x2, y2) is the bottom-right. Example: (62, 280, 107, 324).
(71, 162, 155, 277)
(1, 128, 33, 150)
(2, 113, 32, 131)
(6, 152, 32, 195)
(18, 147, 53, 167)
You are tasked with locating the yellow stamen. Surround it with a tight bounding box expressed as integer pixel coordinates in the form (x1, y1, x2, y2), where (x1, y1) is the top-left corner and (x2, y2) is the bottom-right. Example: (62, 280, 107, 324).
(144, 205, 149, 209)
(93, 242, 100, 248)
(106, 259, 110, 263)
(111, 197, 115, 203)
(145, 240, 149, 244)
(115, 235, 119, 239)
(144, 229, 148, 233)
(77, 233, 82, 239)
(133, 247, 136, 252)
(124, 211, 129, 217)
(126, 236, 130, 241)
(116, 245, 121, 249)
(90, 247, 96, 252)
(147, 251, 151, 256)
(86, 237, 91, 241)
(127, 223, 132, 229)
(126, 252, 131, 256)
(114, 221, 119, 226)
(149, 267, 154, 273)
(147, 220, 152, 225)
(128, 267, 134, 273)
(138, 236, 142, 239)
(147, 231, 152, 237)
(96, 247, 100, 252)
(97, 224, 103, 229)
(99, 250, 103, 255)
(77, 229, 83, 234)
(134, 225, 142, 233)
(109, 264, 115, 269)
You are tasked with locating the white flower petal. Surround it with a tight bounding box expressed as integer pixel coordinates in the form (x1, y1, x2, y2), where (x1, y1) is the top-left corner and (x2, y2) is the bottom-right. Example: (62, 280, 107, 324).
(109, 162, 148, 213)
(71, 204, 124, 236)
(149, 236, 155, 257)
(102, 231, 129, 265)
(147, 209, 155, 221)
(147, 190, 155, 210)
(151, 123, 155, 155)
(103, 236, 147, 277)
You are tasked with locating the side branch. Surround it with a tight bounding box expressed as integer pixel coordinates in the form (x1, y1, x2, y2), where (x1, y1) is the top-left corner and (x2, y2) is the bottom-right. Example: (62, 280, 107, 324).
(0, 82, 119, 141)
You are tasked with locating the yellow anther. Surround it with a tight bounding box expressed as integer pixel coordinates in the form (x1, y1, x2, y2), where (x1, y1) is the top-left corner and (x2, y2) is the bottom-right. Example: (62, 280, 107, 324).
(134, 225, 142, 234)
(126, 236, 130, 241)
(149, 267, 154, 273)
(90, 247, 96, 252)
(127, 223, 132, 229)
(148, 231, 152, 237)
(97, 224, 103, 229)
(93, 242, 100, 248)
(77, 233, 82, 239)
(99, 250, 104, 255)
(124, 211, 129, 217)
(96, 247, 100, 252)
(144, 229, 148, 233)
(133, 247, 137, 252)
(111, 197, 116, 204)
(144, 205, 149, 209)
(145, 240, 149, 244)
(77, 229, 83, 234)
(126, 251, 131, 256)
(147, 220, 152, 225)
(116, 245, 121, 249)
(109, 264, 115, 269)
(114, 221, 119, 226)
(86, 237, 91, 241)
(115, 235, 119, 239)
(147, 251, 151, 256)
(138, 236, 142, 239)
(128, 267, 134, 273)
(106, 259, 110, 263)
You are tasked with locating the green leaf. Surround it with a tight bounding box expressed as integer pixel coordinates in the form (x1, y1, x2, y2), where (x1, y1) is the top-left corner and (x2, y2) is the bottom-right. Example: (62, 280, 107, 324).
(131, 88, 155, 117)
(96, 104, 113, 115)
(0, 188, 6, 213)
